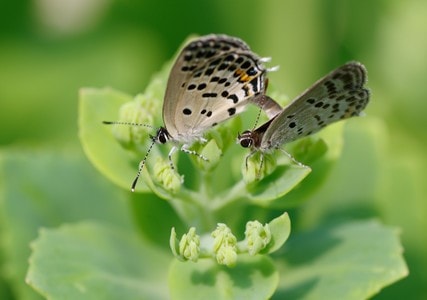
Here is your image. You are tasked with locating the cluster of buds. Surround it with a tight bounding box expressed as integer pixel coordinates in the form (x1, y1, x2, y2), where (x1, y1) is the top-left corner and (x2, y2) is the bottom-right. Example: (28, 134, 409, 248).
(170, 213, 289, 267)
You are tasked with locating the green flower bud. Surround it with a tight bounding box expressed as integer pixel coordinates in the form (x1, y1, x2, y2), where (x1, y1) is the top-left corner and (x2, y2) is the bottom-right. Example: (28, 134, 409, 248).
(242, 152, 276, 183)
(135, 93, 162, 125)
(170, 227, 200, 262)
(212, 224, 237, 267)
(215, 244, 237, 267)
(113, 101, 154, 148)
(179, 227, 200, 262)
(245, 221, 272, 255)
(153, 157, 183, 193)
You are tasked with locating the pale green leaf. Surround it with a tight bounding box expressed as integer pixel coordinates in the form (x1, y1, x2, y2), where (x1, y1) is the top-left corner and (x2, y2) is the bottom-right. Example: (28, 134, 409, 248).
(27, 222, 171, 300)
(169, 254, 278, 300)
(78, 87, 151, 192)
(273, 220, 408, 299)
(263, 212, 291, 254)
(246, 164, 311, 205)
(0, 150, 131, 300)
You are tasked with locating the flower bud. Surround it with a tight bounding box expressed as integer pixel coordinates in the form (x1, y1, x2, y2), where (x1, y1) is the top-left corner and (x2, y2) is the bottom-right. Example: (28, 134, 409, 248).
(245, 221, 271, 255)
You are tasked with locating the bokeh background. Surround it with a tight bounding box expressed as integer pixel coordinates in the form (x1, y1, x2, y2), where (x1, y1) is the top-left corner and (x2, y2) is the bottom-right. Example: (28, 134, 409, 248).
(1, 0, 426, 298)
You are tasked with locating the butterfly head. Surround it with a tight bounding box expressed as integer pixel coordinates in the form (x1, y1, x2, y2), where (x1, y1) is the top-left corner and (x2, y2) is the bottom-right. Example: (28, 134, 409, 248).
(151, 127, 171, 144)
(238, 130, 256, 148)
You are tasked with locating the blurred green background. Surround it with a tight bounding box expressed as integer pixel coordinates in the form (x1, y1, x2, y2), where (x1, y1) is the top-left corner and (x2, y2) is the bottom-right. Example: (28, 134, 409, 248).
(0, 0, 426, 298)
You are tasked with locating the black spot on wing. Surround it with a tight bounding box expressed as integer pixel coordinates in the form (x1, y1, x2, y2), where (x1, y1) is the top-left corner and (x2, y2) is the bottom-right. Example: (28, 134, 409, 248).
(247, 67, 257, 76)
(227, 94, 239, 104)
(202, 93, 218, 98)
(183, 108, 192, 115)
(197, 83, 207, 90)
(241, 60, 251, 69)
(228, 107, 236, 116)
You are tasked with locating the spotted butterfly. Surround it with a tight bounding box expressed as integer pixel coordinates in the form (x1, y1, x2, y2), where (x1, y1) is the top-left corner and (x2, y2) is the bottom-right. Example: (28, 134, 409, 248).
(238, 61, 370, 173)
(105, 34, 281, 191)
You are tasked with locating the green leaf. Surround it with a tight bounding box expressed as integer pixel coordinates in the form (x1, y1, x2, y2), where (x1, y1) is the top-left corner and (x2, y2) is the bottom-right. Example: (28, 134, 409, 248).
(263, 212, 291, 254)
(78, 87, 152, 192)
(26, 221, 171, 300)
(169, 254, 278, 300)
(0, 276, 13, 300)
(0, 150, 132, 299)
(294, 117, 388, 227)
(77, 47, 177, 195)
(198, 139, 223, 172)
(273, 220, 408, 299)
(267, 122, 346, 209)
(245, 164, 311, 205)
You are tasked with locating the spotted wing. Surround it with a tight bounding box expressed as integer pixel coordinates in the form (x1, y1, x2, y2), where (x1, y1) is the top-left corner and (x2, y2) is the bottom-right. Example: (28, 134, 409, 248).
(162, 34, 270, 142)
(260, 61, 370, 150)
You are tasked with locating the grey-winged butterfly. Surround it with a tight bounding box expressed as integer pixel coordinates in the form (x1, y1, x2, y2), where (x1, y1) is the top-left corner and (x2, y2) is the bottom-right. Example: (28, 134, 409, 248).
(238, 61, 370, 174)
(104, 34, 281, 191)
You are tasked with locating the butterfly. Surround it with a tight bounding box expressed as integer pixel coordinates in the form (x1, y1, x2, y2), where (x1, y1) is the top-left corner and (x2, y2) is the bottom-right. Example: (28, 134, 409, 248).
(238, 61, 370, 174)
(104, 34, 281, 191)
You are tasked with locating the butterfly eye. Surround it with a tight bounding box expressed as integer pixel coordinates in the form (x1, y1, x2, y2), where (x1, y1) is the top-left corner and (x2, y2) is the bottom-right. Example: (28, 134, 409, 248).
(240, 138, 253, 148)
(159, 134, 167, 144)
(239, 131, 254, 148)
(154, 127, 169, 144)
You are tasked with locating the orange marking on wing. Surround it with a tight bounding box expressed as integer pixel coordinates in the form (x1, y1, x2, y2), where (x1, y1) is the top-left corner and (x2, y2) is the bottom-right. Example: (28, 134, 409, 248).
(235, 69, 252, 82)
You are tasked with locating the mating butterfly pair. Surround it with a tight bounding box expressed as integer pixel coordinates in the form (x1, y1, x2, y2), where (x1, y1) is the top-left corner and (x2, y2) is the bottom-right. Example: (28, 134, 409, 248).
(104, 34, 370, 191)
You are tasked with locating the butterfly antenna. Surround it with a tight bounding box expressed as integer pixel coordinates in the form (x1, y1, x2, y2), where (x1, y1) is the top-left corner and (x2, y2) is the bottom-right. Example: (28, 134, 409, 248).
(131, 138, 156, 192)
(102, 121, 154, 129)
(252, 108, 263, 130)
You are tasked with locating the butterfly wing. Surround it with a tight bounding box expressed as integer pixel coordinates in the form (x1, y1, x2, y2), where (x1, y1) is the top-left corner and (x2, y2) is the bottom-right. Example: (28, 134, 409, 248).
(163, 34, 270, 143)
(260, 61, 370, 150)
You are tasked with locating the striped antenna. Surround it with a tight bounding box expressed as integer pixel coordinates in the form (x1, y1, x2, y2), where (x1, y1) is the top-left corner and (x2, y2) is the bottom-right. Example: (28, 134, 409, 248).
(250, 94, 282, 129)
(131, 138, 156, 192)
(102, 121, 154, 129)
(252, 107, 263, 130)
(103, 120, 156, 192)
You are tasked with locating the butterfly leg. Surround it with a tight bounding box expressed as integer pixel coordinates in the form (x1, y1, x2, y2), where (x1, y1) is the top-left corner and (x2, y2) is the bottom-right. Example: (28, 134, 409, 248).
(257, 152, 265, 179)
(244, 150, 257, 170)
(180, 145, 209, 162)
(244, 150, 265, 179)
(278, 148, 308, 168)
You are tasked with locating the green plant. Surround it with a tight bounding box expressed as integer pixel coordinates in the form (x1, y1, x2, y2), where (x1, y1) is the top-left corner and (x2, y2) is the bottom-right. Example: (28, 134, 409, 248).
(1, 43, 407, 300)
